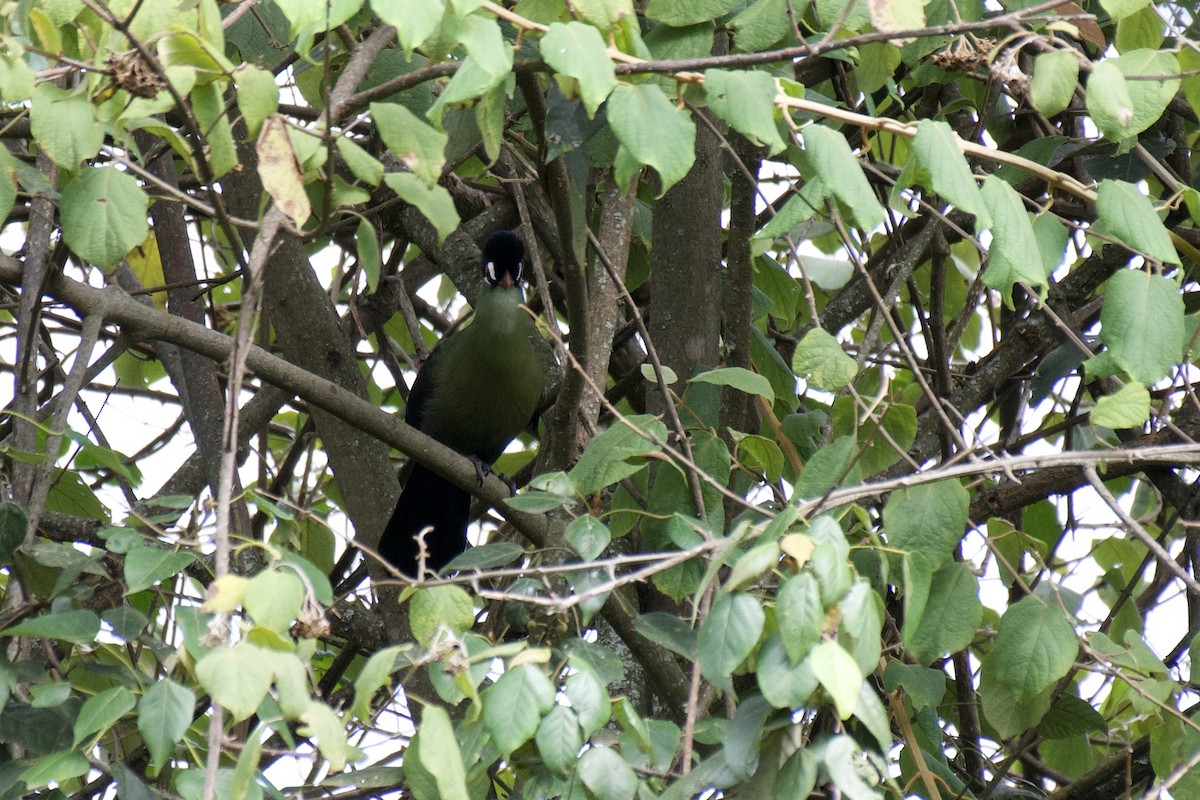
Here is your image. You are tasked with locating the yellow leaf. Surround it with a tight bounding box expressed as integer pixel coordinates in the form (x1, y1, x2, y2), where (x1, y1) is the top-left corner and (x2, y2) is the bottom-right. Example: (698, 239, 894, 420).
(255, 114, 311, 227)
(126, 233, 167, 308)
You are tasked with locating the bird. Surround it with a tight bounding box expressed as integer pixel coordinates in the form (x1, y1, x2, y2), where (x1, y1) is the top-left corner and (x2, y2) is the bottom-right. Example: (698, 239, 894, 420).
(378, 230, 545, 578)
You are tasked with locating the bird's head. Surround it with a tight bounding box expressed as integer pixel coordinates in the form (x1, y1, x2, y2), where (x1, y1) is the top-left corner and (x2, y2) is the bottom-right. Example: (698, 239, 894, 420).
(482, 230, 525, 290)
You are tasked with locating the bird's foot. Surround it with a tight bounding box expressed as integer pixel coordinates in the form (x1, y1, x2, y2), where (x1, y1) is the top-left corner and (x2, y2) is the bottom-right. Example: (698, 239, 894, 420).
(469, 456, 493, 486)
(469, 456, 516, 495)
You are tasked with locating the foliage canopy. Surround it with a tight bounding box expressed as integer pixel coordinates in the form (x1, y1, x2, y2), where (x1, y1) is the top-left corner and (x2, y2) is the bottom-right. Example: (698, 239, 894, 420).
(1, 0, 1199, 798)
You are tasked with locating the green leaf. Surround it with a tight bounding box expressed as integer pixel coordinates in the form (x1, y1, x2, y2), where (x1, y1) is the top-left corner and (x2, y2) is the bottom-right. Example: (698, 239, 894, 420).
(800, 125, 884, 229)
(894, 120, 990, 226)
(484, 663, 556, 754)
(112, 762, 161, 800)
(74, 686, 136, 746)
(442, 541, 525, 571)
(30, 84, 104, 167)
(689, 366, 775, 404)
(837, 400, 917, 478)
(272, 652, 312, 719)
(645, 0, 739, 24)
(883, 479, 968, 569)
(2, 609, 101, 645)
(0, 149, 16, 227)
(697, 592, 764, 688)
(729, 0, 790, 52)
(372, 0, 445, 54)
(902, 561, 982, 664)
(277, 0, 362, 52)
(811, 0, 868, 29)
(633, 612, 697, 660)
(124, 545, 195, 595)
(1040, 692, 1108, 739)
(337, 136, 384, 187)
(776, 573, 822, 664)
(0, 502, 27, 566)
(855, 40, 902, 94)
(427, 16, 513, 123)
(822, 735, 884, 800)
(232, 721, 265, 800)
(536, 705, 582, 776)
(793, 436, 857, 499)
(31, 681, 71, 708)
(192, 81, 238, 179)
(980, 175, 1048, 305)
(19, 749, 89, 790)
(756, 635, 819, 708)
(138, 678, 195, 769)
(704, 69, 785, 154)
(243, 568, 305, 633)
(457, 15, 513, 80)
(45, 468, 107, 520)
(565, 515, 611, 561)
(383, 172, 461, 243)
(1091, 380, 1151, 428)
(837, 580, 883, 675)
(607, 83, 696, 195)
(297, 701, 354, 772)
(989, 595, 1079, 702)
(1030, 49, 1078, 117)
(724, 694, 772, 779)
(731, 432, 785, 483)
(579, 746, 638, 800)
(853, 681, 892, 752)
(196, 644, 273, 722)
(176, 765, 265, 800)
(564, 662, 612, 736)
(356, 218, 381, 293)
(541, 22, 617, 117)
(1085, 60, 1135, 142)
(1101, 51, 1179, 140)
(371, 102, 448, 187)
(413, 706, 469, 800)
(1115, 6, 1163, 54)
(726, 540, 779, 590)
(234, 64, 278, 137)
(502, 491, 571, 513)
(981, 663, 1054, 738)
(69, 433, 143, 483)
(60, 167, 151, 270)
(882, 661, 946, 709)
(868, 0, 923, 31)
(792, 328, 857, 391)
(1100, 0, 1148, 19)
(809, 641, 862, 719)
(568, 0, 635, 32)
(1100, 269, 1184, 385)
(569, 414, 666, 493)
(410, 584, 476, 646)
(1095, 181, 1179, 265)
(352, 645, 411, 720)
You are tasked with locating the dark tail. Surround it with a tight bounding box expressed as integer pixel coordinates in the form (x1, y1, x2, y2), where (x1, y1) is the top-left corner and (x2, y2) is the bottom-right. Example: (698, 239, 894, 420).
(378, 464, 471, 577)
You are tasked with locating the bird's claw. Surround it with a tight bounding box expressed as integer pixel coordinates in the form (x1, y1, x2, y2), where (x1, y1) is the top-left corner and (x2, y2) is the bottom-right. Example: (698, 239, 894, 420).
(469, 456, 492, 486)
(469, 456, 516, 495)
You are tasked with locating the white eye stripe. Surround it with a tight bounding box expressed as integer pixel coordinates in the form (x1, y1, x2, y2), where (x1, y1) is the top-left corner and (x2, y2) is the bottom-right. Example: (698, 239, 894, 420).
(486, 260, 497, 283)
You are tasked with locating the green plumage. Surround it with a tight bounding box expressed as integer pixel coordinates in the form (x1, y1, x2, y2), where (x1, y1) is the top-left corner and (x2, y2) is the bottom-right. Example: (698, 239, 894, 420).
(379, 231, 545, 576)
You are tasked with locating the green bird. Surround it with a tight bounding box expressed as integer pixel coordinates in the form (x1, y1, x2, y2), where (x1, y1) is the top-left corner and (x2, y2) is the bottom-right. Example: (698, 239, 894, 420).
(379, 230, 545, 577)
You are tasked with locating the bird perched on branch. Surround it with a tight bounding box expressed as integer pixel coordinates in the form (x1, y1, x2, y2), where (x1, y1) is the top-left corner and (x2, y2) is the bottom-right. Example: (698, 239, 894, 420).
(379, 230, 545, 577)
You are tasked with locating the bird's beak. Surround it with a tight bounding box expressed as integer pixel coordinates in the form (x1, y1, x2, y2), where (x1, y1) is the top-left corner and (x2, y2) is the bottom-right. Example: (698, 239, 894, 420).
(499, 273, 516, 289)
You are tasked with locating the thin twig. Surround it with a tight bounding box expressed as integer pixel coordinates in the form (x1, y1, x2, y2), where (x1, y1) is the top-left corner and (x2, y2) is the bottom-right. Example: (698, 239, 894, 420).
(1083, 464, 1200, 598)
